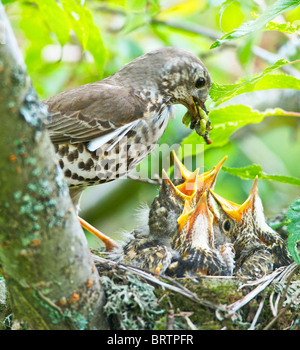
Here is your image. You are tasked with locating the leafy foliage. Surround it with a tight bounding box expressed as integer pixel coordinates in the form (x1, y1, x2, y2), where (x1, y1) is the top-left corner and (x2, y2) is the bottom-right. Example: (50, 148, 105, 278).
(34, 0, 70, 47)
(222, 164, 300, 187)
(210, 59, 300, 105)
(211, 0, 300, 48)
(15, 0, 106, 75)
(59, 0, 106, 74)
(181, 105, 300, 156)
(287, 198, 300, 263)
(265, 20, 300, 34)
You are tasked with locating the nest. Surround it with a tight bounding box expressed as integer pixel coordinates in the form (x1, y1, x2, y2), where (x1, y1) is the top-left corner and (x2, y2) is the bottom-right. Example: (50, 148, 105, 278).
(94, 253, 300, 330)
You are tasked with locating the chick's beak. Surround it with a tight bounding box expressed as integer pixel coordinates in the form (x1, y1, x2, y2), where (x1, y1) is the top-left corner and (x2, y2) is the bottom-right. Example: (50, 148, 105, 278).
(177, 192, 213, 234)
(172, 150, 193, 181)
(171, 152, 227, 196)
(189, 192, 213, 232)
(237, 176, 259, 216)
(210, 176, 259, 222)
(197, 155, 228, 192)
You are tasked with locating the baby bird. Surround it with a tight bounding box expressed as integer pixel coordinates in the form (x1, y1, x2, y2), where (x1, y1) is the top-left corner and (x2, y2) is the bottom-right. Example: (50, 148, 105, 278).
(100, 154, 291, 279)
(209, 177, 293, 278)
(167, 192, 235, 277)
(111, 153, 232, 276)
(148, 152, 228, 244)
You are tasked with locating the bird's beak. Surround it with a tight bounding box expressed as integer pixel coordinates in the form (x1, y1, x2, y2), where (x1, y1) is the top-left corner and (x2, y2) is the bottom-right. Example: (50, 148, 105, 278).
(176, 168, 199, 197)
(210, 176, 259, 222)
(197, 155, 228, 192)
(236, 176, 259, 217)
(210, 190, 241, 221)
(194, 96, 209, 115)
(189, 192, 213, 232)
(184, 96, 208, 116)
(162, 169, 198, 202)
(177, 200, 194, 232)
(177, 192, 213, 243)
(172, 151, 193, 181)
(172, 151, 227, 194)
(182, 96, 212, 144)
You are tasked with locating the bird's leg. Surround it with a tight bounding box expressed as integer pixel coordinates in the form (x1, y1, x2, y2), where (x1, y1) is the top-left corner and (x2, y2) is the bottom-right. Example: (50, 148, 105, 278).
(77, 216, 117, 252)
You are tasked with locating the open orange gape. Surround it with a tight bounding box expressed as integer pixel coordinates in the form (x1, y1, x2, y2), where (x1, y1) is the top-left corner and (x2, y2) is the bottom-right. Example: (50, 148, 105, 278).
(80, 151, 292, 279)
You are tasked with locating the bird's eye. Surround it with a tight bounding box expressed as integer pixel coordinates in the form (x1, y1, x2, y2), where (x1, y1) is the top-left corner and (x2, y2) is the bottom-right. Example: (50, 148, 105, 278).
(222, 219, 232, 233)
(195, 77, 206, 89)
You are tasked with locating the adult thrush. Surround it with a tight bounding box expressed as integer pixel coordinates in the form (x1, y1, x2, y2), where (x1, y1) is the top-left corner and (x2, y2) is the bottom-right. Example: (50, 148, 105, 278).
(43, 47, 211, 245)
(44, 47, 211, 204)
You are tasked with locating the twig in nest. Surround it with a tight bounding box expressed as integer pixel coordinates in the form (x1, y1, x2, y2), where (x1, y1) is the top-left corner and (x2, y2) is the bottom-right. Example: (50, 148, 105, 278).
(274, 263, 299, 283)
(167, 309, 174, 330)
(227, 263, 299, 321)
(92, 254, 226, 313)
(277, 264, 300, 313)
(248, 297, 266, 330)
(237, 266, 286, 290)
(267, 263, 300, 317)
(226, 268, 283, 317)
(36, 290, 64, 316)
(263, 290, 300, 330)
(269, 292, 281, 317)
(180, 312, 197, 330)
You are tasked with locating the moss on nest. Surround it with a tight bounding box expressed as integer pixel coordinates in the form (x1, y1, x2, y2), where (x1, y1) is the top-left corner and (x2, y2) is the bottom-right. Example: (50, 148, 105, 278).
(101, 271, 164, 330)
(96, 255, 299, 330)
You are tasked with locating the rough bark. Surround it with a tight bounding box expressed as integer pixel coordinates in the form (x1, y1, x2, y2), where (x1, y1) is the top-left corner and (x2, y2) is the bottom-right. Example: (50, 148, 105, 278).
(0, 3, 107, 330)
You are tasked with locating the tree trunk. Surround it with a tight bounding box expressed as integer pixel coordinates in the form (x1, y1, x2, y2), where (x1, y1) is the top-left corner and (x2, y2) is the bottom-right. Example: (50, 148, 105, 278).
(0, 3, 107, 330)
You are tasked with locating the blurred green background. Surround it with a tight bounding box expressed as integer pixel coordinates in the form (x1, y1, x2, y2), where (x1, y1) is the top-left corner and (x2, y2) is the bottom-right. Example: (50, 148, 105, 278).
(5, 0, 300, 248)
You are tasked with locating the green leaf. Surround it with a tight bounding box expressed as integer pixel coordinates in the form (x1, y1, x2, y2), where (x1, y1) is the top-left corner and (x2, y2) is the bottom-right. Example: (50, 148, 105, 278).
(219, 0, 245, 33)
(265, 21, 300, 34)
(222, 164, 300, 187)
(126, 0, 147, 12)
(122, 12, 151, 34)
(123, 0, 158, 33)
(60, 0, 106, 74)
(210, 59, 300, 105)
(180, 105, 300, 156)
(211, 0, 300, 48)
(35, 0, 70, 46)
(286, 198, 300, 263)
(237, 36, 255, 66)
(84, 12, 106, 74)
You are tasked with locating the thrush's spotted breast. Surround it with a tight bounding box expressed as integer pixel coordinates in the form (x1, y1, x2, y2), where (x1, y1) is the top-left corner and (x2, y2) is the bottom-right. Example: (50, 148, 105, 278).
(43, 47, 211, 209)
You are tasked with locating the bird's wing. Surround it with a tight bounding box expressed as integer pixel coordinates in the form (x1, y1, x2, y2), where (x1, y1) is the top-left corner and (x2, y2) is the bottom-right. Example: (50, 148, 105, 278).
(43, 82, 146, 145)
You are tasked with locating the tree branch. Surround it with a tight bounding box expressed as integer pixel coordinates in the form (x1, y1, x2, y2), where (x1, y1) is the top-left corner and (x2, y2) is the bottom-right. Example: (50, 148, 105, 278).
(95, 5, 300, 78)
(0, 3, 107, 330)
